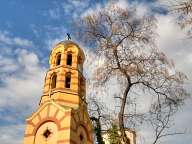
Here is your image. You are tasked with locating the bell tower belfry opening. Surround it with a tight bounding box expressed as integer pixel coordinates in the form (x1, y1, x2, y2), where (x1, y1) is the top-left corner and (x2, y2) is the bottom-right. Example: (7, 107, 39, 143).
(23, 40, 93, 144)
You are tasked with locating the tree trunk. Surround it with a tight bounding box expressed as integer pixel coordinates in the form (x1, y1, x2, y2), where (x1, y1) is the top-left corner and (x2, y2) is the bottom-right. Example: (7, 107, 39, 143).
(118, 82, 131, 144)
(113, 47, 132, 144)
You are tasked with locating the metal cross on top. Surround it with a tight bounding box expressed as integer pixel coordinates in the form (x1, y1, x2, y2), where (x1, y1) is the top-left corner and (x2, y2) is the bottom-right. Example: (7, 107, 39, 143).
(67, 33, 71, 40)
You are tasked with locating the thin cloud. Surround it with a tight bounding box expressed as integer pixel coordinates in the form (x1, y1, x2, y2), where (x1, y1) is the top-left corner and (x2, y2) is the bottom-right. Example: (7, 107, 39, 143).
(0, 31, 33, 47)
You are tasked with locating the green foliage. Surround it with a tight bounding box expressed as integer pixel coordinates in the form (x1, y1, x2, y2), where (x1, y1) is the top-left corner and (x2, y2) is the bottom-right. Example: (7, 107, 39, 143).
(91, 117, 105, 144)
(108, 124, 121, 144)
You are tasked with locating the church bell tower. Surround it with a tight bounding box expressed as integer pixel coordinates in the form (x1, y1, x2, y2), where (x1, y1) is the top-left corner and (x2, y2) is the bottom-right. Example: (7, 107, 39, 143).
(23, 40, 93, 144)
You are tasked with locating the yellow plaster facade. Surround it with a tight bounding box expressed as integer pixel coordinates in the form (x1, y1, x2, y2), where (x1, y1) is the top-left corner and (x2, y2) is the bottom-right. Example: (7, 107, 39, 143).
(23, 40, 93, 144)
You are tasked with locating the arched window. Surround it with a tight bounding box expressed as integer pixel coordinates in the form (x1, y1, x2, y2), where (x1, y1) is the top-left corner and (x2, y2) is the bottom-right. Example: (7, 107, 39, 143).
(66, 53, 72, 66)
(79, 77, 84, 95)
(80, 133, 84, 144)
(78, 56, 83, 64)
(65, 72, 71, 88)
(77, 126, 87, 144)
(56, 53, 61, 66)
(51, 74, 57, 89)
(78, 56, 83, 73)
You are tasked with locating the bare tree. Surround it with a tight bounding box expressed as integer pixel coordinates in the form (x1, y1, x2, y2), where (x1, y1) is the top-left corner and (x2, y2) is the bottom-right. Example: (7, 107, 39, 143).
(169, 0, 192, 35)
(77, 3, 189, 144)
(173, 0, 192, 13)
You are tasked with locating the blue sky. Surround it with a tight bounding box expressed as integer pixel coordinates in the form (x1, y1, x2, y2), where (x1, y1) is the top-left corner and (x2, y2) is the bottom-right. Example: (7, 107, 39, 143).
(0, 0, 117, 70)
(0, 0, 192, 144)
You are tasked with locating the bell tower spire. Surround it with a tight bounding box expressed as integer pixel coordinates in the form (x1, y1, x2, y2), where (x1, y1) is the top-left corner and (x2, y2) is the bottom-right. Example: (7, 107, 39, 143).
(23, 40, 93, 144)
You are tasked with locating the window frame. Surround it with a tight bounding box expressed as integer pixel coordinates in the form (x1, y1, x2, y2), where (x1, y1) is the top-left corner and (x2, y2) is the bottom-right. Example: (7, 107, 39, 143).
(66, 53, 72, 66)
(65, 72, 71, 88)
(51, 74, 57, 89)
(56, 53, 61, 66)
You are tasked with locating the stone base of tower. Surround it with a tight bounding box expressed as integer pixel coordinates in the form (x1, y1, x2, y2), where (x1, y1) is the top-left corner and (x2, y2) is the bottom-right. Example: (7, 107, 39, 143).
(23, 101, 93, 144)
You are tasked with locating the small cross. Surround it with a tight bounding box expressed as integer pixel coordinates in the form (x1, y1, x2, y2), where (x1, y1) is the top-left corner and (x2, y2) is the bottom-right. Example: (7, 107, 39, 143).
(67, 33, 71, 40)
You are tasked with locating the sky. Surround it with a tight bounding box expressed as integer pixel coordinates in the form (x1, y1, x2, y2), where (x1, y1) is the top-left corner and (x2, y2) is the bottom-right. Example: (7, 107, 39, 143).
(0, 0, 191, 144)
